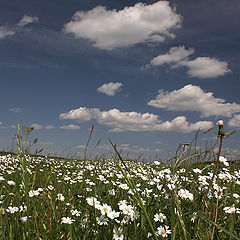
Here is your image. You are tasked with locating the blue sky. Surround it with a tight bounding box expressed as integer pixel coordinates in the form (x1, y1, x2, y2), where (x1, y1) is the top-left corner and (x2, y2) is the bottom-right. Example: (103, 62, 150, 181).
(0, 0, 240, 159)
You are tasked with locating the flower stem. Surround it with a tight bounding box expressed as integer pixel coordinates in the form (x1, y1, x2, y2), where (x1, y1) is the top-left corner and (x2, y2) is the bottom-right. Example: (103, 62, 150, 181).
(194, 135, 223, 230)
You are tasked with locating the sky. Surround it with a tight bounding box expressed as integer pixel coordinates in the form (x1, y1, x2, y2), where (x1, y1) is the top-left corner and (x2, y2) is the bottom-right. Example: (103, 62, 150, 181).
(0, 0, 240, 160)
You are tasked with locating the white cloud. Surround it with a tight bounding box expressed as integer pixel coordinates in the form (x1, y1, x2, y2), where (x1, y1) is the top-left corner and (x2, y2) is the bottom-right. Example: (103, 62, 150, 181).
(145, 46, 230, 79)
(76, 144, 111, 150)
(120, 144, 129, 148)
(96, 144, 112, 150)
(17, 15, 39, 27)
(146, 46, 194, 68)
(228, 114, 240, 127)
(59, 106, 213, 133)
(0, 26, 15, 39)
(97, 82, 122, 96)
(148, 84, 240, 117)
(0, 124, 16, 129)
(45, 125, 54, 130)
(9, 107, 22, 113)
(60, 107, 99, 122)
(60, 124, 80, 130)
(77, 144, 111, 150)
(154, 148, 163, 152)
(30, 123, 43, 130)
(39, 141, 54, 145)
(77, 143, 161, 154)
(0, 15, 39, 40)
(76, 145, 86, 149)
(182, 57, 231, 79)
(122, 145, 151, 152)
(30, 124, 55, 130)
(62, 1, 182, 50)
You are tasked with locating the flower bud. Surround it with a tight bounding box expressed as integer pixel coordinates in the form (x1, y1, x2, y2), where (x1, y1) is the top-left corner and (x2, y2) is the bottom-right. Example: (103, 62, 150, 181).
(218, 120, 223, 126)
(218, 120, 225, 137)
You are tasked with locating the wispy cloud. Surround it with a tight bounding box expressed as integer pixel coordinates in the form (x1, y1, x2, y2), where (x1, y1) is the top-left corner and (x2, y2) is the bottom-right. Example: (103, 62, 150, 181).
(62, 1, 182, 50)
(9, 107, 22, 113)
(0, 26, 15, 39)
(0, 14, 39, 41)
(0, 14, 39, 40)
(17, 15, 39, 27)
(60, 124, 80, 130)
(59, 106, 213, 133)
(30, 124, 55, 130)
(0, 124, 16, 129)
(39, 141, 54, 145)
(148, 84, 240, 117)
(97, 82, 122, 96)
(45, 125, 55, 130)
(145, 46, 230, 78)
(77, 143, 162, 154)
(30, 123, 43, 130)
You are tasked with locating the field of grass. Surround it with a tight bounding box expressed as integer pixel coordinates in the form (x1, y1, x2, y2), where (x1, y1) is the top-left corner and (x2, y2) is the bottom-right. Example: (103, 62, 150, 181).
(0, 126, 239, 239)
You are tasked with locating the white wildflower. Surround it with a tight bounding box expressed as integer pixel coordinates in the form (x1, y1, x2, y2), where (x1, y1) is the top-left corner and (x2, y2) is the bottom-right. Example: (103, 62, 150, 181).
(57, 193, 65, 201)
(7, 180, 16, 186)
(61, 217, 75, 224)
(113, 227, 124, 240)
(219, 156, 229, 167)
(107, 210, 120, 220)
(156, 225, 171, 238)
(154, 212, 166, 222)
(96, 215, 109, 225)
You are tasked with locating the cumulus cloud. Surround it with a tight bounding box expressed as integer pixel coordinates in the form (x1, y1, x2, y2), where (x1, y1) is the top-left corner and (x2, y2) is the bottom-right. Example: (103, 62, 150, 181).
(60, 107, 99, 122)
(17, 15, 39, 27)
(59, 106, 212, 133)
(228, 114, 240, 127)
(181, 57, 231, 79)
(0, 26, 15, 39)
(146, 46, 194, 68)
(97, 82, 122, 96)
(148, 84, 240, 117)
(31, 123, 43, 130)
(145, 46, 230, 78)
(60, 124, 80, 130)
(9, 107, 22, 113)
(62, 1, 182, 50)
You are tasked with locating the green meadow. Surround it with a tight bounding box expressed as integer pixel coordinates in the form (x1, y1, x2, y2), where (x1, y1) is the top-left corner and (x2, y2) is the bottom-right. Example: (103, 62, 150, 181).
(0, 126, 239, 240)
